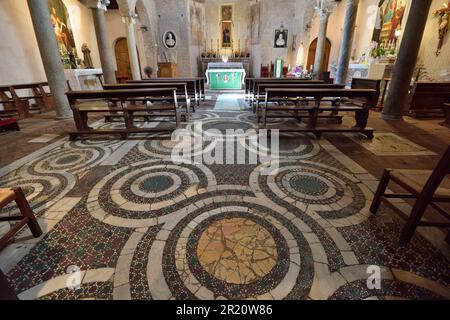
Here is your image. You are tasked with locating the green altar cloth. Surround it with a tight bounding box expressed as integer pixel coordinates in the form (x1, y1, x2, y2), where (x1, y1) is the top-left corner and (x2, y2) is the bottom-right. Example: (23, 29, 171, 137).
(206, 68, 246, 90)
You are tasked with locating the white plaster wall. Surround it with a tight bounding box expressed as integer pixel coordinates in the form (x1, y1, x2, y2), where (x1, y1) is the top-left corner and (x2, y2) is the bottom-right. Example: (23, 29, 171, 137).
(0, 0, 46, 85)
(0, 0, 101, 86)
(418, 0, 450, 81)
(155, 0, 192, 77)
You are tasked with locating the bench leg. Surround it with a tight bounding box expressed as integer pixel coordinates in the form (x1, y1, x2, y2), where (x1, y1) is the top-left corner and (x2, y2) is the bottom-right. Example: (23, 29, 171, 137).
(370, 169, 391, 214)
(400, 191, 434, 245)
(14, 188, 42, 238)
(363, 130, 374, 140)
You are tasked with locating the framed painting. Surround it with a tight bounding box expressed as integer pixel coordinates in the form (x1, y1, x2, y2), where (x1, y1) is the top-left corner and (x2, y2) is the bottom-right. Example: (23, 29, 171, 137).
(221, 21, 232, 48)
(274, 29, 288, 48)
(48, 0, 77, 54)
(163, 31, 177, 49)
(373, 0, 406, 44)
(221, 5, 233, 21)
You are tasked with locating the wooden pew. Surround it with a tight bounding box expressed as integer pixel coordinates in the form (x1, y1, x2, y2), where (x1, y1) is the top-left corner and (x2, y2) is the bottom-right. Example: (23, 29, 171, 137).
(127, 78, 201, 108)
(254, 83, 345, 115)
(66, 88, 180, 140)
(406, 82, 450, 118)
(350, 78, 381, 107)
(262, 88, 376, 139)
(0, 86, 30, 119)
(103, 82, 191, 121)
(10, 82, 55, 113)
(249, 78, 324, 106)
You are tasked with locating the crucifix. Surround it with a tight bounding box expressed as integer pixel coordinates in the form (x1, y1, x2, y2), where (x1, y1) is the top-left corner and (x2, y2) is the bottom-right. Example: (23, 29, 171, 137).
(434, 1, 450, 56)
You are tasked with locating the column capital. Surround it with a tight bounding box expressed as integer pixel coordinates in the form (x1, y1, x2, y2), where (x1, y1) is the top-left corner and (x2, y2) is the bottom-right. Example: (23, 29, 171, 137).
(122, 15, 137, 25)
(315, 0, 334, 19)
(81, 0, 110, 11)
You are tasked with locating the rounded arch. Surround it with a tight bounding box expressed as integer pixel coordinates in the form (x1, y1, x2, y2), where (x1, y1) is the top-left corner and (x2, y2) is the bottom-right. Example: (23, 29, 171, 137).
(306, 37, 332, 72)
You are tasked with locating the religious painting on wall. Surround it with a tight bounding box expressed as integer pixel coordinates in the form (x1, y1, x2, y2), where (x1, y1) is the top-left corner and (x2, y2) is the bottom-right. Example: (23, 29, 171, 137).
(250, 2, 261, 45)
(163, 31, 177, 49)
(221, 5, 233, 21)
(221, 21, 232, 48)
(274, 29, 288, 48)
(372, 0, 406, 45)
(48, 0, 77, 55)
(190, 4, 206, 46)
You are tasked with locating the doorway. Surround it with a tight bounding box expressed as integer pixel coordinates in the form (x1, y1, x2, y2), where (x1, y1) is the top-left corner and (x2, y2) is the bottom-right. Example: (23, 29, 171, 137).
(306, 37, 332, 73)
(114, 38, 142, 82)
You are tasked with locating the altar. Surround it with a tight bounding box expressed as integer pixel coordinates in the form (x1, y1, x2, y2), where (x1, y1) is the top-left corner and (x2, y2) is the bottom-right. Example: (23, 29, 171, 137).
(64, 68, 104, 91)
(205, 62, 246, 90)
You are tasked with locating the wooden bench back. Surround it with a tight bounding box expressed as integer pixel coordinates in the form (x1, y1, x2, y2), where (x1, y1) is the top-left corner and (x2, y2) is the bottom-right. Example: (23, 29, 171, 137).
(351, 78, 381, 106)
(103, 83, 188, 98)
(408, 82, 450, 112)
(127, 79, 197, 93)
(66, 88, 178, 106)
(265, 88, 377, 105)
(257, 83, 344, 94)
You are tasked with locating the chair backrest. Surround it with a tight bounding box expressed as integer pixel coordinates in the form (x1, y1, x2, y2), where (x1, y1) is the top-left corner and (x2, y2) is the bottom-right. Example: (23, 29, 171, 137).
(419, 145, 450, 200)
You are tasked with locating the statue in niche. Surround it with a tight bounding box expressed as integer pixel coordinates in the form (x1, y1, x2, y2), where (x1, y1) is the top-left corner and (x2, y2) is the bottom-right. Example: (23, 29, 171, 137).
(81, 43, 94, 69)
(434, 2, 450, 56)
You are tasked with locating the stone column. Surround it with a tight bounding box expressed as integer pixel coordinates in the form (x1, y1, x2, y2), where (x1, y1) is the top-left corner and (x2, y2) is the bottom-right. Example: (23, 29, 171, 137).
(313, 1, 333, 80)
(382, 0, 432, 120)
(335, 0, 359, 85)
(91, 2, 116, 84)
(123, 16, 142, 80)
(27, 0, 71, 119)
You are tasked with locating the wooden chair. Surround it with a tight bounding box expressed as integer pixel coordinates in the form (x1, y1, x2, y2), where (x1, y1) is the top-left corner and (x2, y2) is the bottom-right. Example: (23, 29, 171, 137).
(370, 146, 450, 244)
(260, 64, 270, 78)
(0, 188, 42, 248)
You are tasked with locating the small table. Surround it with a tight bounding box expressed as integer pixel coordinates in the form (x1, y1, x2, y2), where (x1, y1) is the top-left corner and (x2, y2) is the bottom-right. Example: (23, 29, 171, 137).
(441, 103, 450, 127)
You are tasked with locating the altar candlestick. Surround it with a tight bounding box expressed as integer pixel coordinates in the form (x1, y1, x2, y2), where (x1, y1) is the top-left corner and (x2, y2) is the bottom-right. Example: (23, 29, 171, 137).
(217, 39, 219, 53)
(211, 39, 213, 52)
(238, 39, 241, 54)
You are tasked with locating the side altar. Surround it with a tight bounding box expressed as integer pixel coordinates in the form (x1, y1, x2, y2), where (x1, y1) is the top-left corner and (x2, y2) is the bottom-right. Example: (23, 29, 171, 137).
(64, 69, 104, 91)
(205, 63, 246, 90)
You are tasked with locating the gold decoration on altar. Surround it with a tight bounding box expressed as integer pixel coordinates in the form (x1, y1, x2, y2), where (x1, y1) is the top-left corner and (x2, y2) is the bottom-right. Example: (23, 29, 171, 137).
(434, 1, 450, 56)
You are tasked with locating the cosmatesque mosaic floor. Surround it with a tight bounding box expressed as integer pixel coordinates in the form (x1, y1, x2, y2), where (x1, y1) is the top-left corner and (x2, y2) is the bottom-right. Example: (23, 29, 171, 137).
(0, 110, 449, 300)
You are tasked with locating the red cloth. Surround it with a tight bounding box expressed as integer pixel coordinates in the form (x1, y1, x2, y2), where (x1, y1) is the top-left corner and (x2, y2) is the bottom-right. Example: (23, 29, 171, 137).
(0, 118, 18, 126)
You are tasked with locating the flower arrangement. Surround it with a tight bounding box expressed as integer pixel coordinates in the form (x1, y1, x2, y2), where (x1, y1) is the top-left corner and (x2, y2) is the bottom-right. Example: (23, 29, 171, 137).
(369, 41, 386, 59)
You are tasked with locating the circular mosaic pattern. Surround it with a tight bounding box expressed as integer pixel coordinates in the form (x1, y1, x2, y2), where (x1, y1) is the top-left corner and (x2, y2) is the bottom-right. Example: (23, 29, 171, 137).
(188, 119, 257, 139)
(196, 217, 278, 284)
(289, 175, 329, 196)
(269, 164, 359, 206)
(87, 160, 216, 225)
(56, 155, 82, 165)
(30, 147, 105, 174)
(161, 204, 315, 300)
(140, 175, 173, 193)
